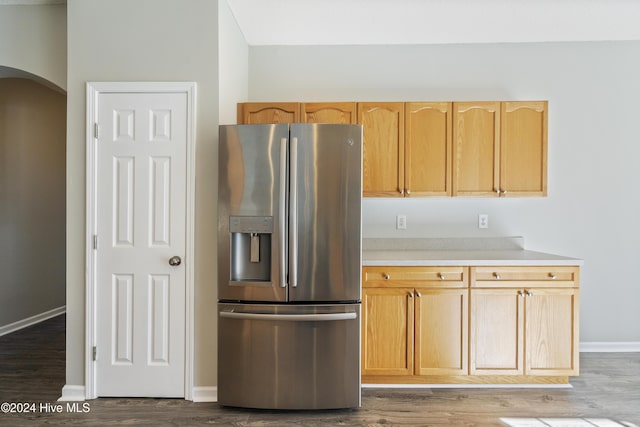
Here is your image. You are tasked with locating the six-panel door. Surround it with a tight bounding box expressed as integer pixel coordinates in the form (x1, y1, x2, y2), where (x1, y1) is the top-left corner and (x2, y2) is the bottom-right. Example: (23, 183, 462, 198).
(96, 92, 187, 397)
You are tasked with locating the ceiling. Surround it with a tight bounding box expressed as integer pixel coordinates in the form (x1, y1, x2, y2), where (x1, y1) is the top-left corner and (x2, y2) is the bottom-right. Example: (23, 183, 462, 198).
(227, 0, 640, 46)
(3, 0, 640, 46)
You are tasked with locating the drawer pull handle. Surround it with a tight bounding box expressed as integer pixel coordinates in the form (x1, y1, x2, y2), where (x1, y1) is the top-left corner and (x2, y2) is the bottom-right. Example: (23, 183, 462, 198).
(549, 273, 557, 279)
(384, 274, 390, 280)
(408, 292, 413, 298)
(493, 272, 501, 279)
(438, 273, 445, 280)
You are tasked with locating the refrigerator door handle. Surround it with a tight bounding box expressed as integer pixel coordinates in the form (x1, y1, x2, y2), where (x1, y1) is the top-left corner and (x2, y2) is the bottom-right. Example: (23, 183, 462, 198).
(220, 311, 357, 322)
(289, 136, 298, 288)
(279, 137, 288, 288)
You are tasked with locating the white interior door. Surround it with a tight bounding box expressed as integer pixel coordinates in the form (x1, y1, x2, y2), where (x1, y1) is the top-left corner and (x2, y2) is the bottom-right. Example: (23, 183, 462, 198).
(95, 91, 187, 397)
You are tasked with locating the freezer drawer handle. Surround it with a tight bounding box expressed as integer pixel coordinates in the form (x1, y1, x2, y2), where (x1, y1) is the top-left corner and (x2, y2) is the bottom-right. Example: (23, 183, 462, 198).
(220, 311, 357, 322)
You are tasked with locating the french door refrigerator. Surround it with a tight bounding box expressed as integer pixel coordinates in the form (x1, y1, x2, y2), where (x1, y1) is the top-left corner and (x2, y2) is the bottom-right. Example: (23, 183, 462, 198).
(217, 123, 362, 410)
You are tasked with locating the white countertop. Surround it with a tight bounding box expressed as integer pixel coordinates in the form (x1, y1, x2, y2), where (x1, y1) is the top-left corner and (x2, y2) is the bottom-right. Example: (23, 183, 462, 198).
(362, 237, 583, 267)
(363, 249, 583, 266)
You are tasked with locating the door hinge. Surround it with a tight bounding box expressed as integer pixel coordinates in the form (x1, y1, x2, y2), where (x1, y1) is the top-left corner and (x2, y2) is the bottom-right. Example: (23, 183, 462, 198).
(93, 235, 98, 250)
(92, 346, 97, 361)
(94, 123, 100, 139)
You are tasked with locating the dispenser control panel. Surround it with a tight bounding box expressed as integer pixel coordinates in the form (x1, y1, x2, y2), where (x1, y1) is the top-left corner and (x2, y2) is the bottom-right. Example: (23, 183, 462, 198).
(229, 216, 273, 233)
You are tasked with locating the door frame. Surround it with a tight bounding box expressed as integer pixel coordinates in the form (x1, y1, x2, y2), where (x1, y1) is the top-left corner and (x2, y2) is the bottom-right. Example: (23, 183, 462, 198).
(85, 82, 196, 400)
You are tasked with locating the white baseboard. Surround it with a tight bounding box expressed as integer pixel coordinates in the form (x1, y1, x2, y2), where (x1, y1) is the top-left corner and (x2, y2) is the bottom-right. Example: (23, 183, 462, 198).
(580, 342, 640, 352)
(362, 383, 572, 389)
(0, 306, 66, 337)
(58, 385, 86, 402)
(58, 385, 214, 402)
(192, 386, 217, 402)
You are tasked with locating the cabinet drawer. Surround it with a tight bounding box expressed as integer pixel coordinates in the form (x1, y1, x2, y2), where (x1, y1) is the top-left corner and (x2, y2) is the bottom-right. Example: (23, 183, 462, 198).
(471, 266, 579, 288)
(363, 266, 468, 288)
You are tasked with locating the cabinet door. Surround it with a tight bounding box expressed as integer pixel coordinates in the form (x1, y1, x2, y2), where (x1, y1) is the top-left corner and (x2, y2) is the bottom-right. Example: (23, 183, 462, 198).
(358, 102, 405, 197)
(405, 102, 452, 196)
(500, 101, 548, 196)
(415, 288, 468, 375)
(238, 102, 299, 124)
(470, 288, 524, 375)
(452, 102, 500, 196)
(362, 287, 414, 376)
(526, 288, 579, 376)
(301, 102, 356, 124)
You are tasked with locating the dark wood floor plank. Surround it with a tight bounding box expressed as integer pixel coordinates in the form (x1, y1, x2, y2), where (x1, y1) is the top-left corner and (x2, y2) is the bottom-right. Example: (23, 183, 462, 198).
(1, 315, 638, 426)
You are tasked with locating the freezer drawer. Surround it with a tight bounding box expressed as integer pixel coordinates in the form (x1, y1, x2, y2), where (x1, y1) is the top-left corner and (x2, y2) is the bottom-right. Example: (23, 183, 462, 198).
(218, 303, 361, 410)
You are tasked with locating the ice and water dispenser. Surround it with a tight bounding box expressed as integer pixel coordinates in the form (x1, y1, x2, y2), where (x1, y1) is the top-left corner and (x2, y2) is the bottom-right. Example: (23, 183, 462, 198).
(229, 216, 273, 283)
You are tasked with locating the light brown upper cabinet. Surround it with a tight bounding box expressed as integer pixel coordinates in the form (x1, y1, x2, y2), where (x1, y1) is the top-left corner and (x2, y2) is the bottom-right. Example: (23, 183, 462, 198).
(239, 100, 547, 197)
(453, 101, 547, 197)
(237, 102, 300, 124)
(357, 102, 405, 197)
(406, 102, 453, 196)
(358, 102, 452, 197)
(500, 101, 548, 196)
(452, 101, 501, 196)
(301, 102, 357, 124)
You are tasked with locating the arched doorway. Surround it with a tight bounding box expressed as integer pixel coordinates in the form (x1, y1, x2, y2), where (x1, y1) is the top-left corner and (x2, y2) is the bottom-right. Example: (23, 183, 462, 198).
(0, 76, 66, 335)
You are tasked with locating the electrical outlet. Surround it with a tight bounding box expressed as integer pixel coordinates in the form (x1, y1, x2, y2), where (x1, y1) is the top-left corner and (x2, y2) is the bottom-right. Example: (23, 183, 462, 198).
(396, 214, 407, 230)
(478, 214, 489, 229)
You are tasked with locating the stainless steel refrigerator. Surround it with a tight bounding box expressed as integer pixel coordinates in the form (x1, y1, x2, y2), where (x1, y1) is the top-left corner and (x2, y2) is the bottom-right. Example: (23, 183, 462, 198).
(217, 123, 362, 410)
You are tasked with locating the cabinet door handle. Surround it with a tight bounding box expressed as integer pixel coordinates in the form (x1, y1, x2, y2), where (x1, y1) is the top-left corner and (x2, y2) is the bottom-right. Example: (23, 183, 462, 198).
(518, 290, 525, 298)
(416, 291, 422, 297)
(384, 274, 390, 281)
(438, 273, 445, 280)
(526, 290, 533, 297)
(493, 272, 501, 279)
(406, 189, 411, 195)
(549, 273, 557, 280)
(408, 292, 414, 298)
(399, 189, 404, 195)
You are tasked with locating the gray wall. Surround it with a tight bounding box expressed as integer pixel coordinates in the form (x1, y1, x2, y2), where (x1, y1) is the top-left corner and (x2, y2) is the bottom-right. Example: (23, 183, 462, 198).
(66, 0, 222, 389)
(0, 4, 66, 91)
(248, 42, 640, 343)
(0, 78, 66, 328)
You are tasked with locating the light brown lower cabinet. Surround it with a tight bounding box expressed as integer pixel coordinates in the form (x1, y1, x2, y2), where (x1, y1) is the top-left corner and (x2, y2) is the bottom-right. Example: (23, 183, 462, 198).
(361, 267, 468, 382)
(470, 266, 580, 377)
(361, 265, 580, 385)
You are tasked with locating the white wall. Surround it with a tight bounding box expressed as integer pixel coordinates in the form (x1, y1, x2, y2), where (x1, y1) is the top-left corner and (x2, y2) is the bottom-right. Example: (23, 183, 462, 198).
(0, 78, 66, 328)
(248, 42, 640, 343)
(218, 0, 249, 124)
(0, 4, 66, 91)
(66, 0, 221, 389)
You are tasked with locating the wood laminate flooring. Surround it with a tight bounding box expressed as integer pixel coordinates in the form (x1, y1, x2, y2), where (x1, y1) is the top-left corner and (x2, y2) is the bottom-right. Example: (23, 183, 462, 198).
(0, 315, 638, 426)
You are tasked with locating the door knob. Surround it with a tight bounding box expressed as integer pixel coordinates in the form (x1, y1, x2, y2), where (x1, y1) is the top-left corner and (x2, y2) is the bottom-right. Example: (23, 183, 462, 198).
(169, 256, 182, 266)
